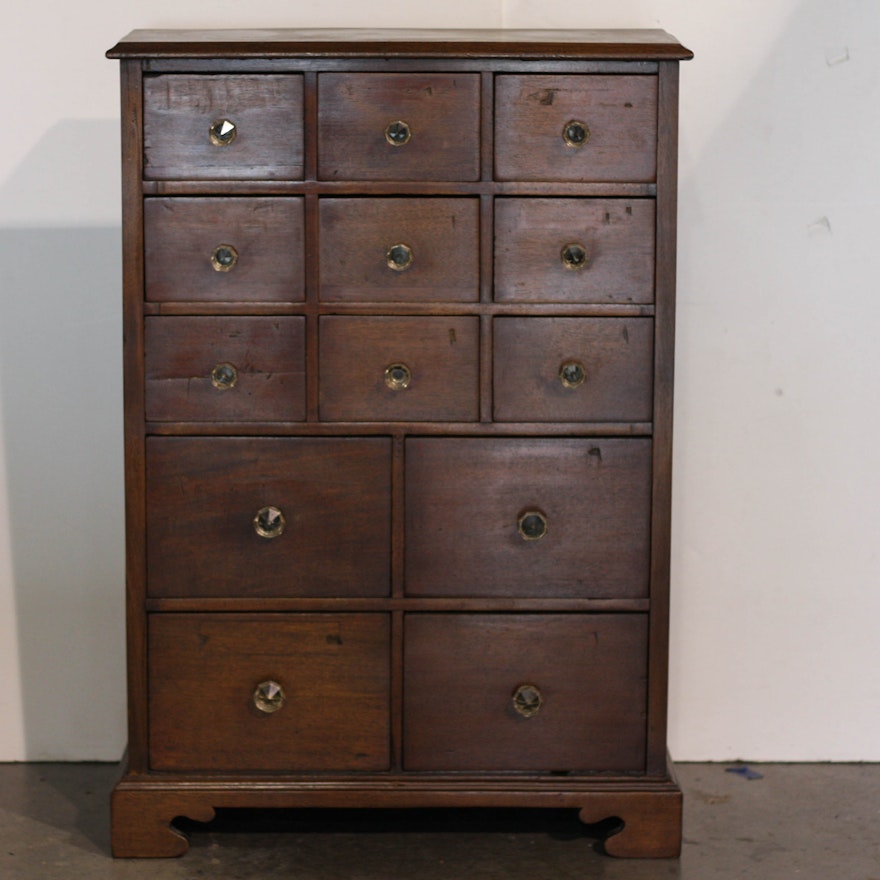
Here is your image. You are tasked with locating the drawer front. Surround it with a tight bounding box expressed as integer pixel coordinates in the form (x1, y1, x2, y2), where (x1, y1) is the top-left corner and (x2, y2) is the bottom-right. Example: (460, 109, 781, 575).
(143, 74, 304, 179)
(144, 197, 305, 303)
(493, 317, 654, 422)
(318, 73, 480, 181)
(319, 317, 479, 422)
(146, 438, 391, 598)
(403, 614, 647, 771)
(405, 438, 651, 598)
(150, 613, 390, 771)
(318, 198, 480, 302)
(145, 316, 306, 422)
(494, 75, 657, 182)
(494, 198, 655, 303)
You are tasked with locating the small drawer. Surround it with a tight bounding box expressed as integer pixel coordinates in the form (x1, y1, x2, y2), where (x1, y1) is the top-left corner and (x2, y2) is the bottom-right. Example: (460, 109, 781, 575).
(493, 317, 653, 422)
(494, 75, 657, 182)
(494, 198, 654, 303)
(146, 438, 391, 598)
(405, 438, 651, 598)
(318, 198, 479, 302)
(403, 614, 647, 771)
(149, 613, 390, 772)
(143, 74, 304, 179)
(144, 316, 306, 422)
(144, 197, 304, 303)
(318, 73, 480, 181)
(319, 317, 479, 422)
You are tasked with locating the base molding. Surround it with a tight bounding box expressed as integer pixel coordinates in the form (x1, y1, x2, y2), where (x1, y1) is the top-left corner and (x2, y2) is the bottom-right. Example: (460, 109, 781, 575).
(111, 759, 682, 859)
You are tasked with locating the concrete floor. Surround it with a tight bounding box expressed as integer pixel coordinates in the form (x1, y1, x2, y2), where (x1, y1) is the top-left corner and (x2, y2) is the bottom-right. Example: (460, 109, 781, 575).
(0, 763, 877, 878)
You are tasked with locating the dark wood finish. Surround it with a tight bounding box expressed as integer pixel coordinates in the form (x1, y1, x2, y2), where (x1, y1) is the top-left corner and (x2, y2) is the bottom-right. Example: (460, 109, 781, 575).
(317, 74, 480, 181)
(318, 197, 479, 301)
(144, 197, 304, 302)
(143, 75, 304, 179)
(403, 614, 647, 771)
(145, 437, 391, 597)
(494, 198, 655, 302)
(405, 438, 651, 598)
(495, 75, 658, 182)
(319, 316, 479, 421)
(144, 316, 306, 421)
(109, 29, 689, 860)
(493, 317, 654, 422)
(149, 613, 390, 771)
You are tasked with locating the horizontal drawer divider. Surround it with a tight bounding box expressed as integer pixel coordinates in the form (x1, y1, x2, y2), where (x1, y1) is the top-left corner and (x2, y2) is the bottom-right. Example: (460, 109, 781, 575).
(144, 421, 654, 437)
(145, 597, 651, 613)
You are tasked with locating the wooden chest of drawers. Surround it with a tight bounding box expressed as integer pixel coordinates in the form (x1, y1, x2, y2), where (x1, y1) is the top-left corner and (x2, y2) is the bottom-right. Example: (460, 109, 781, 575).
(107, 28, 692, 859)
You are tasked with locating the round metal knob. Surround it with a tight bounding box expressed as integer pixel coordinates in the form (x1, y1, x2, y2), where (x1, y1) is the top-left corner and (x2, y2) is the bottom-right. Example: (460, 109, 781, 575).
(211, 362, 238, 390)
(385, 120, 412, 146)
(253, 506, 285, 539)
(386, 243, 414, 272)
(384, 363, 411, 391)
(211, 244, 239, 272)
(209, 118, 237, 146)
(562, 120, 589, 147)
(518, 510, 548, 541)
(253, 680, 285, 714)
(559, 360, 586, 389)
(561, 243, 588, 270)
(512, 684, 543, 719)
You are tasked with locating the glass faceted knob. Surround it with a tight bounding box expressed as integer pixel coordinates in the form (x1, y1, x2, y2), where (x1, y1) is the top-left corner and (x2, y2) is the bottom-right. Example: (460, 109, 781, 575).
(518, 510, 548, 541)
(562, 119, 590, 147)
(559, 360, 586, 389)
(384, 363, 412, 391)
(512, 684, 543, 719)
(561, 243, 588, 270)
(253, 680, 285, 714)
(385, 120, 412, 146)
(386, 243, 414, 272)
(253, 506, 285, 539)
(211, 362, 238, 390)
(211, 244, 239, 272)
(209, 118, 237, 146)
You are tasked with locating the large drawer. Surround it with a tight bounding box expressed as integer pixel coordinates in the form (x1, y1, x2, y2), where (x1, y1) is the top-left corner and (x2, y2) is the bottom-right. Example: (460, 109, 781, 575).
(405, 438, 652, 598)
(494, 198, 655, 303)
(493, 317, 654, 422)
(146, 438, 392, 598)
(403, 613, 647, 771)
(318, 73, 480, 180)
(149, 613, 391, 771)
(143, 74, 304, 180)
(144, 197, 305, 303)
(319, 317, 480, 422)
(494, 75, 657, 182)
(145, 316, 306, 422)
(318, 198, 479, 302)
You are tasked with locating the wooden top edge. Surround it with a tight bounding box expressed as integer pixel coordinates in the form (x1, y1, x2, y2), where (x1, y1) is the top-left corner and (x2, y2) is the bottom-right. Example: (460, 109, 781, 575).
(107, 28, 693, 61)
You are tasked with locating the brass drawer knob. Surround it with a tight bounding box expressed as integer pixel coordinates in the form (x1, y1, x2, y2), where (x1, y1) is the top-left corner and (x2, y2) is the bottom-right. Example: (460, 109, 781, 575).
(211, 362, 238, 390)
(385, 120, 412, 146)
(560, 243, 588, 270)
(211, 243, 239, 272)
(253, 680, 285, 714)
(209, 118, 238, 146)
(386, 243, 414, 272)
(384, 362, 412, 391)
(512, 684, 543, 719)
(562, 119, 590, 147)
(518, 510, 547, 541)
(253, 506, 285, 539)
(559, 360, 586, 389)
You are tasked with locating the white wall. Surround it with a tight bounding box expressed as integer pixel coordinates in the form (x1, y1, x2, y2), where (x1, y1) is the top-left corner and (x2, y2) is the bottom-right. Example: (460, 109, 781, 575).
(1, 0, 877, 761)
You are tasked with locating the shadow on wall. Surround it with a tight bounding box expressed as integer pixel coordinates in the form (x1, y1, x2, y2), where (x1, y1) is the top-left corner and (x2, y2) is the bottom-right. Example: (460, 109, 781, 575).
(0, 118, 127, 759)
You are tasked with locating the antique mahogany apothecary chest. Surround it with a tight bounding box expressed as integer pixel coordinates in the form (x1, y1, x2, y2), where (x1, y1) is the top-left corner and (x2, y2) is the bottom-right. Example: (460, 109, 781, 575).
(106, 28, 692, 858)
